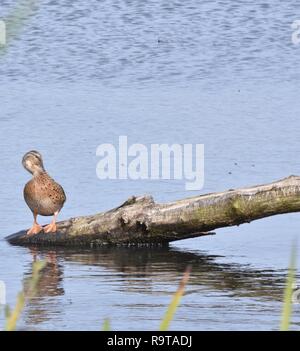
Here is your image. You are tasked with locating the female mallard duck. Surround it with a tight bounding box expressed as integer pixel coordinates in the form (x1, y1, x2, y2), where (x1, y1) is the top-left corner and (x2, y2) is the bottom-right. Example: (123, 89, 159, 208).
(22, 151, 66, 235)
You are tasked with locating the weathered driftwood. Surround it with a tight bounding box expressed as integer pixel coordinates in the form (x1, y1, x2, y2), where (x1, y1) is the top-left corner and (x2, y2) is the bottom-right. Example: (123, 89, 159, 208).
(6, 175, 300, 247)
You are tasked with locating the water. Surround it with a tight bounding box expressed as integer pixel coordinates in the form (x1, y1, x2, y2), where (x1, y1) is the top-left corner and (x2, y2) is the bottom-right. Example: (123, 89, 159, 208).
(1, 0, 300, 330)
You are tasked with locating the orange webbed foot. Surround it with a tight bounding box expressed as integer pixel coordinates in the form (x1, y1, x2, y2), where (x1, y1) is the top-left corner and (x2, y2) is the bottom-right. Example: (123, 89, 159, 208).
(44, 222, 57, 233)
(27, 223, 43, 236)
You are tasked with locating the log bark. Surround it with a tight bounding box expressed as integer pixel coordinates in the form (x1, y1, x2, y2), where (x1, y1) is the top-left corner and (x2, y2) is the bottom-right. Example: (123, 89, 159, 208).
(6, 175, 300, 247)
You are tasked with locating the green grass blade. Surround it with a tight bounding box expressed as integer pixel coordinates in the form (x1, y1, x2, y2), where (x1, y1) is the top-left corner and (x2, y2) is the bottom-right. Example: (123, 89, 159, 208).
(4, 260, 46, 331)
(159, 266, 191, 331)
(5, 292, 25, 331)
(0, 0, 40, 56)
(102, 318, 111, 331)
(280, 245, 297, 331)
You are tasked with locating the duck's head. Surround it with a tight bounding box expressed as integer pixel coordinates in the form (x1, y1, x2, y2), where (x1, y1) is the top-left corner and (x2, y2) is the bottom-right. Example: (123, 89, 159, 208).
(22, 150, 45, 175)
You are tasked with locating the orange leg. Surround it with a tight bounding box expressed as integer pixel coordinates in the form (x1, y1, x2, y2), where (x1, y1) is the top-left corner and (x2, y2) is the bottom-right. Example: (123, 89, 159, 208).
(27, 211, 43, 236)
(44, 211, 59, 233)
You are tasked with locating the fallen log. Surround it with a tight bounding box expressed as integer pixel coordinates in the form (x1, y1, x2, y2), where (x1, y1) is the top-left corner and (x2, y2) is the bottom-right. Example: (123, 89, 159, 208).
(6, 175, 300, 247)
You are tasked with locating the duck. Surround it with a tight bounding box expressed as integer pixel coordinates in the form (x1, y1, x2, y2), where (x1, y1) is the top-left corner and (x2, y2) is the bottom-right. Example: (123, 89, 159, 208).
(22, 150, 66, 235)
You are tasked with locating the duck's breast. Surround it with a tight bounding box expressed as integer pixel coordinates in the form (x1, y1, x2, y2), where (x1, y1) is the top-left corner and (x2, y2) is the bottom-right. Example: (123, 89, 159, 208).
(24, 174, 66, 216)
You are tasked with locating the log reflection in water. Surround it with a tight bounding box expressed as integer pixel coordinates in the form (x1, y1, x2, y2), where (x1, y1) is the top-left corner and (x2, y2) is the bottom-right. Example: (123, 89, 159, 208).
(21, 246, 290, 326)
(61, 247, 287, 299)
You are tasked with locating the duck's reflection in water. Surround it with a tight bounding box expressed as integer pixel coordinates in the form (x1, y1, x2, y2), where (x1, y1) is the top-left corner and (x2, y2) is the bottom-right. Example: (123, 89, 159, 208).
(23, 248, 64, 326)
(22, 246, 290, 327)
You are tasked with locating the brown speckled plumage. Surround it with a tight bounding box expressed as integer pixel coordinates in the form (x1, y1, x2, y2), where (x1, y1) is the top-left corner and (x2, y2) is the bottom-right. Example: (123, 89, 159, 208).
(24, 172, 66, 216)
(22, 150, 66, 235)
